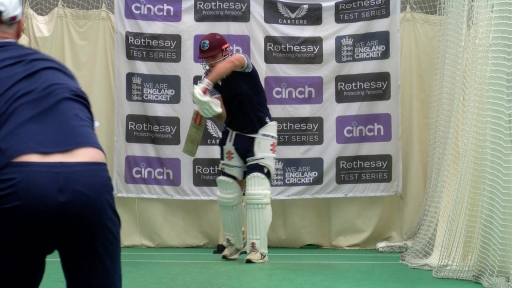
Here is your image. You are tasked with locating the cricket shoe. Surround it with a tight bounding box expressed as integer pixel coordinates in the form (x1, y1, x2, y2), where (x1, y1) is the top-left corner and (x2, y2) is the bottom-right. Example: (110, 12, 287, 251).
(221, 245, 244, 260)
(245, 250, 268, 263)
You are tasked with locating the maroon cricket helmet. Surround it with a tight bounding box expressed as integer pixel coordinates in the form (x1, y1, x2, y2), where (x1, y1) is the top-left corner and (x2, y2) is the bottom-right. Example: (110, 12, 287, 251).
(198, 33, 230, 59)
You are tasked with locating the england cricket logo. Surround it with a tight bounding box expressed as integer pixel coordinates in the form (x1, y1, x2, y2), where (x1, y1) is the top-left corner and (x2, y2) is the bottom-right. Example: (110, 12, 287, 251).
(272, 160, 284, 186)
(131, 75, 142, 100)
(340, 36, 354, 62)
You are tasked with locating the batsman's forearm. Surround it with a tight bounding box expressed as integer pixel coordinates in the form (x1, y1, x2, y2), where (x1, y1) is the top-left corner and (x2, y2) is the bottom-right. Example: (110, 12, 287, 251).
(205, 64, 233, 83)
(205, 55, 245, 83)
(213, 112, 226, 123)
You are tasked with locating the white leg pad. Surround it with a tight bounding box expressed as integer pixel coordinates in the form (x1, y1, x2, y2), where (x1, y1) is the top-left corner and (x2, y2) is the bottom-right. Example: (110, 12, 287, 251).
(216, 176, 245, 249)
(245, 173, 272, 254)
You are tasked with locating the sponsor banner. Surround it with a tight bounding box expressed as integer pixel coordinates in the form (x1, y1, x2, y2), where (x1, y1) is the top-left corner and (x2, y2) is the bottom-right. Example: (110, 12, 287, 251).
(271, 158, 323, 187)
(114, 0, 401, 199)
(263, 0, 322, 26)
(124, 156, 181, 186)
(125, 114, 180, 145)
(265, 76, 323, 105)
(336, 154, 392, 184)
(335, 31, 390, 63)
(125, 32, 181, 63)
(336, 113, 392, 144)
(335, 0, 390, 23)
(274, 117, 323, 146)
(194, 0, 250, 22)
(192, 157, 324, 188)
(192, 158, 221, 187)
(335, 72, 391, 103)
(126, 73, 181, 104)
(200, 118, 224, 146)
(124, 0, 182, 22)
(264, 36, 323, 64)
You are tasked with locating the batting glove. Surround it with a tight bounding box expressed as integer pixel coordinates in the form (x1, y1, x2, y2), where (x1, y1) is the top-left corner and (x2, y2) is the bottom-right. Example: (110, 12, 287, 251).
(193, 80, 222, 117)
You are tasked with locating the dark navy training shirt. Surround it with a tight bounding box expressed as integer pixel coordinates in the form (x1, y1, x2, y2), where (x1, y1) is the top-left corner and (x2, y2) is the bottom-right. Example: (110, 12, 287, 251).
(0, 41, 102, 170)
(206, 54, 271, 134)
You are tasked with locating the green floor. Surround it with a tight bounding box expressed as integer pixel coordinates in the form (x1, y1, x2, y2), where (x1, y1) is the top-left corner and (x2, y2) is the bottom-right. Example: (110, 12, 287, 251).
(40, 248, 482, 288)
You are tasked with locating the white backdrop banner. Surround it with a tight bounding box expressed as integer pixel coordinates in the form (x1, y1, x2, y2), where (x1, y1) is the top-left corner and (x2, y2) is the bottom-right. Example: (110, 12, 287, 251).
(113, 0, 401, 199)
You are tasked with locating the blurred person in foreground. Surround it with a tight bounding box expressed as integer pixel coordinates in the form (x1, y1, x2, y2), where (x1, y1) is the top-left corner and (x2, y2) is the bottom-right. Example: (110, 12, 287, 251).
(0, 0, 121, 286)
(193, 32, 277, 263)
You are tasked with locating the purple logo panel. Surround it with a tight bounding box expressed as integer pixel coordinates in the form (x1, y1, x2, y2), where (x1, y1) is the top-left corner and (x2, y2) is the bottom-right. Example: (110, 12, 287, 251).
(336, 113, 392, 144)
(265, 76, 323, 105)
(193, 34, 250, 63)
(125, 156, 181, 186)
(125, 0, 182, 22)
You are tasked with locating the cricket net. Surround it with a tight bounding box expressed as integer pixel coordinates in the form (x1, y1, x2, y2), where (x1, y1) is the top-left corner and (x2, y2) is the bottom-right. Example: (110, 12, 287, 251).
(378, 0, 512, 287)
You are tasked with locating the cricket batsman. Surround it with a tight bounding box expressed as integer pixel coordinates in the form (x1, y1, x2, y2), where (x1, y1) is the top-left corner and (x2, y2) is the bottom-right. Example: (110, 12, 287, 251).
(193, 32, 277, 263)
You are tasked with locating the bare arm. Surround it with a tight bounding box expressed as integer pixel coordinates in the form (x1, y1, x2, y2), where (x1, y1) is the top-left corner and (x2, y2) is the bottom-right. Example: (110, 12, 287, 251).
(204, 54, 246, 122)
(204, 54, 246, 84)
(212, 96, 227, 122)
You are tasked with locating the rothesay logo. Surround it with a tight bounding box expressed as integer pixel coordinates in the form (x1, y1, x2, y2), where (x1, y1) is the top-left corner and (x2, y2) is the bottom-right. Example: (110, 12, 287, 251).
(194, 0, 250, 22)
(335, 72, 391, 103)
(124, 156, 181, 186)
(125, 114, 180, 145)
(193, 158, 221, 187)
(336, 154, 392, 184)
(335, 31, 389, 63)
(274, 117, 323, 146)
(265, 76, 323, 105)
(264, 0, 322, 26)
(126, 32, 181, 63)
(264, 36, 323, 64)
(335, 0, 389, 23)
(124, 0, 182, 22)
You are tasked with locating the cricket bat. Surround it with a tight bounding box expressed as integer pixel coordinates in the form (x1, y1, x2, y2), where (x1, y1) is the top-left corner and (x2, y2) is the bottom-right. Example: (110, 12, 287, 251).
(182, 109, 205, 157)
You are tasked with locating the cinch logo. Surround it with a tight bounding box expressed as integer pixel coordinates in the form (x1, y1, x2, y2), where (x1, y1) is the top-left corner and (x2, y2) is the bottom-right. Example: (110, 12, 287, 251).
(335, 0, 390, 23)
(194, 0, 250, 22)
(335, 72, 391, 103)
(265, 76, 323, 105)
(336, 113, 392, 144)
(124, 156, 181, 186)
(264, 36, 323, 64)
(335, 31, 389, 63)
(193, 34, 250, 63)
(263, 0, 322, 26)
(124, 0, 182, 22)
(126, 32, 181, 63)
(126, 73, 181, 104)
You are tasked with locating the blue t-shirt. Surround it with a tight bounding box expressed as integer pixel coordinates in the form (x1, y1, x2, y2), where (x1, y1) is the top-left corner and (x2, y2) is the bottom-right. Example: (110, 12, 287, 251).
(0, 41, 102, 170)
(206, 54, 271, 134)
